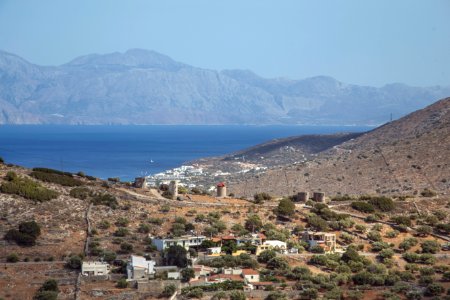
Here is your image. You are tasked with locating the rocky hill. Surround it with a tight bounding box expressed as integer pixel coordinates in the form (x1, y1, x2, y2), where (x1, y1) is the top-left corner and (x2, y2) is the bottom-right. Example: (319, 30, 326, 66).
(228, 97, 450, 197)
(1, 49, 449, 125)
(192, 132, 363, 172)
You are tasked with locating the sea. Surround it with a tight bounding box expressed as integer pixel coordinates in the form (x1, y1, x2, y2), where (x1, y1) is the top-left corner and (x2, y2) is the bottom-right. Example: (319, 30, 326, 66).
(0, 125, 372, 181)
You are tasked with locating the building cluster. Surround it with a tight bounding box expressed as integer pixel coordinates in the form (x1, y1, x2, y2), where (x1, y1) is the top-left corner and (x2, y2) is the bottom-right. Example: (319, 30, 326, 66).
(134, 165, 205, 188)
(80, 191, 339, 294)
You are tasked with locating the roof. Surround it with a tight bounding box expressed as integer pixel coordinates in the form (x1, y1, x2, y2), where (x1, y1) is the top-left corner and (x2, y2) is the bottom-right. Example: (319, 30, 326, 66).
(130, 255, 154, 269)
(209, 274, 244, 282)
(217, 182, 226, 187)
(242, 269, 259, 276)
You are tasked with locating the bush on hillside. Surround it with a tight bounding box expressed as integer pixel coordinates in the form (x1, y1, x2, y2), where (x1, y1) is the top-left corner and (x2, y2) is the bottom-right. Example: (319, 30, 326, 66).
(30, 171, 83, 187)
(91, 193, 118, 209)
(69, 187, 90, 200)
(351, 201, 375, 213)
(32, 167, 73, 177)
(421, 188, 437, 197)
(4, 220, 41, 247)
(254, 192, 272, 204)
(368, 197, 395, 212)
(0, 175, 58, 202)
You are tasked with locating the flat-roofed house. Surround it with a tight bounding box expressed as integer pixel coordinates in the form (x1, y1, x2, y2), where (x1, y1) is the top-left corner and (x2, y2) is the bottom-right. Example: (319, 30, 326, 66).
(256, 240, 287, 256)
(126, 255, 156, 281)
(152, 235, 206, 251)
(302, 231, 336, 253)
(82, 261, 110, 276)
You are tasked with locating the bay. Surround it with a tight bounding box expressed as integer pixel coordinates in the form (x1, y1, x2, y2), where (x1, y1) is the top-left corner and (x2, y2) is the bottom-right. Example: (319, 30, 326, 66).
(0, 125, 372, 181)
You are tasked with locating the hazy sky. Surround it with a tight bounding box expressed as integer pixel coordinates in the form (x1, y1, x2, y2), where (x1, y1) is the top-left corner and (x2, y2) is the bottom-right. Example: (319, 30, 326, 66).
(0, 0, 449, 87)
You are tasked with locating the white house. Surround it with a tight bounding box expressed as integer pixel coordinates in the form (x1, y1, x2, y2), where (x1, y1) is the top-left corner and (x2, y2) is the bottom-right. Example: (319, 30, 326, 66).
(242, 269, 260, 283)
(256, 240, 287, 256)
(81, 261, 110, 276)
(152, 235, 206, 251)
(127, 255, 156, 281)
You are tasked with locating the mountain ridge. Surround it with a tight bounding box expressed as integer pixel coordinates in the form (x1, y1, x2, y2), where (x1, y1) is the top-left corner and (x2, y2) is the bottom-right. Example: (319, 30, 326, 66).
(1, 49, 449, 125)
(227, 97, 450, 197)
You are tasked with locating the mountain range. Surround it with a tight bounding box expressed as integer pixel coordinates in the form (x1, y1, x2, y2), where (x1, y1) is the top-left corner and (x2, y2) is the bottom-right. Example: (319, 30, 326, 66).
(0, 48, 449, 125)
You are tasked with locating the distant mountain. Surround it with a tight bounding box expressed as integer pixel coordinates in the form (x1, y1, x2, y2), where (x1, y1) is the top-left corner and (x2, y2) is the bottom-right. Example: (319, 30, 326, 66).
(228, 97, 450, 197)
(0, 49, 449, 125)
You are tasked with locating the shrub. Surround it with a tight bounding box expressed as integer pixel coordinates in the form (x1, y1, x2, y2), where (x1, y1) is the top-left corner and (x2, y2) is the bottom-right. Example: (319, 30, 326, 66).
(91, 193, 118, 209)
(399, 237, 418, 251)
(254, 192, 272, 204)
(421, 188, 437, 197)
(0, 175, 58, 202)
(116, 278, 128, 288)
(310, 245, 325, 253)
(6, 253, 19, 263)
(181, 268, 195, 282)
(30, 171, 83, 187)
(355, 224, 367, 233)
(369, 196, 395, 212)
(0, 156, 3, 163)
(98, 220, 110, 229)
(160, 204, 170, 213)
(367, 231, 382, 242)
(32, 167, 72, 177)
(424, 283, 444, 296)
(115, 217, 129, 227)
(69, 187, 90, 200)
(245, 214, 263, 232)
(138, 223, 151, 234)
(114, 228, 129, 237)
(267, 257, 289, 270)
(416, 225, 432, 236)
(185, 288, 203, 299)
(258, 250, 277, 263)
(390, 215, 412, 227)
(4, 221, 41, 246)
(275, 198, 295, 218)
(5, 171, 17, 181)
(160, 284, 176, 297)
(307, 215, 329, 231)
(420, 240, 440, 254)
(66, 255, 82, 269)
(39, 279, 59, 292)
(351, 201, 375, 213)
(33, 291, 58, 300)
(166, 245, 188, 268)
(385, 230, 400, 238)
(120, 242, 133, 253)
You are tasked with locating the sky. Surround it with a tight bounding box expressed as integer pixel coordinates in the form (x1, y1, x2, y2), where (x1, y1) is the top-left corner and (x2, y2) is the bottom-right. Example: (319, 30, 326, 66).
(0, 0, 449, 87)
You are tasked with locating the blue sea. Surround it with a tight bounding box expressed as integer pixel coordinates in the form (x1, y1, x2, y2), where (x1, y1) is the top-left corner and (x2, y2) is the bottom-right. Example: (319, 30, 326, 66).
(0, 125, 371, 181)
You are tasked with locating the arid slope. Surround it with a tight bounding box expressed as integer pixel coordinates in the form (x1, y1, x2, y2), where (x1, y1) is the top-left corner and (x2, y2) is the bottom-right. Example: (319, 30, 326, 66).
(229, 97, 450, 197)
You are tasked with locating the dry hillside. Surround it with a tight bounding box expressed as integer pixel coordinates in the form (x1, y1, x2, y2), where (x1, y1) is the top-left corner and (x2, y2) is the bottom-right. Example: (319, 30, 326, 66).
(229, 97, 450, 198)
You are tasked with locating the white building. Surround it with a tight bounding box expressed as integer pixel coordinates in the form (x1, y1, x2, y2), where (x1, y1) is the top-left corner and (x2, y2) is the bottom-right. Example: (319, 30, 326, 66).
(255, 240, 287, 256)
(242, 269, 260, 283)
(127, 255, 156, 281)
(81, 261, 110, 276)
(152, 235, 206, 251)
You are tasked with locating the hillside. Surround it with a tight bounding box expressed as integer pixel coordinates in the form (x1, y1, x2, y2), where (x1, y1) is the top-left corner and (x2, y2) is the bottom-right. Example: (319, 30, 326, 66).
(228, 97, 450, 197)
(1, 150, 450, 300)
(1, 49, 450, 125)
(192, 132, 363, 173)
